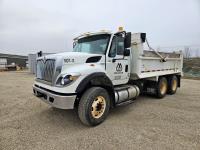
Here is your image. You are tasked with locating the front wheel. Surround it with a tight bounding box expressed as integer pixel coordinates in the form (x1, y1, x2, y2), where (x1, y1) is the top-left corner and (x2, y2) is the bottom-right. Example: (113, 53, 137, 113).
(78, 87, 110, 126)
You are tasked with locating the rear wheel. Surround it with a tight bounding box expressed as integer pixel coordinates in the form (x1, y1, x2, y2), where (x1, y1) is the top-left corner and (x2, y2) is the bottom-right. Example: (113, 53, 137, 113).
(167, 75, 178, 95)
(156, 77, 168, 98)
(78, 87, 110, 126)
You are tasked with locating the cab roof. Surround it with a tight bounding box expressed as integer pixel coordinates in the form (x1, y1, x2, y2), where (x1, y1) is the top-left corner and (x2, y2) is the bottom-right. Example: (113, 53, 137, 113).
(73, 30, 112, 41)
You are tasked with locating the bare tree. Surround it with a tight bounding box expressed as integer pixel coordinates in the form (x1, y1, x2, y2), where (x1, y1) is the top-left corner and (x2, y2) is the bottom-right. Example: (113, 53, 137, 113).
(195, 48, 199, 58)
(184, 46, 191, 59)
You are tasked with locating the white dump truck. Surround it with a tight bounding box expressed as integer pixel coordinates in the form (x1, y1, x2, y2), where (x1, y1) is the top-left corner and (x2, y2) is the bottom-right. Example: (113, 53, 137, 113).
(33, 28, 183, 126)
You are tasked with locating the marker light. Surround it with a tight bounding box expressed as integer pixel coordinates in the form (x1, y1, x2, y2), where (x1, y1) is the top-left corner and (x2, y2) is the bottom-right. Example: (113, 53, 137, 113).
(118, 26, 124, 31)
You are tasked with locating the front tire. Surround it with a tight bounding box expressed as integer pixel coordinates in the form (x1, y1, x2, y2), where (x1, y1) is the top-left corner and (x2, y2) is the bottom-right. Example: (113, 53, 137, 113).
(78, 87, 110, 126)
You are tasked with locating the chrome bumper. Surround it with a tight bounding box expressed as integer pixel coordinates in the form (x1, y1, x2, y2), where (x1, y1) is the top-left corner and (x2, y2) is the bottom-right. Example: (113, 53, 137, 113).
(33, 85, 76, 109)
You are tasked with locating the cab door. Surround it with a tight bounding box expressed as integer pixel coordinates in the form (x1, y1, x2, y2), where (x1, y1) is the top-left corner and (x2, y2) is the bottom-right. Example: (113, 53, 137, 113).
(106, 35, 130, 85)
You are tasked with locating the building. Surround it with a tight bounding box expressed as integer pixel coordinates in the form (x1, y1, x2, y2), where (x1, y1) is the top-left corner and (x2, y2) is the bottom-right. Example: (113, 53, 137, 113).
(0, 53, 28, 70)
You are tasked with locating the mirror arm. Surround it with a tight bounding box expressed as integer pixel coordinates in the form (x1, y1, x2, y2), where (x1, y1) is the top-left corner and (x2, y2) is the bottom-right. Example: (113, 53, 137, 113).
(112, 59, 116, 63)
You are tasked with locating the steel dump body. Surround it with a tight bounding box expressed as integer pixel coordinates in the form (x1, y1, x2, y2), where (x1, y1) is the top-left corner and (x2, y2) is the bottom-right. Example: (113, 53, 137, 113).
(130, 33, 183, 80)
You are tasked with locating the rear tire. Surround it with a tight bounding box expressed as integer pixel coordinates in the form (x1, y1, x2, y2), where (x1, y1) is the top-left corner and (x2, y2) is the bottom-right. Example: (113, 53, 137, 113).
(167, 75, 178, 95)
(156, 77, 168, 98)
(78, 87, 110, 126)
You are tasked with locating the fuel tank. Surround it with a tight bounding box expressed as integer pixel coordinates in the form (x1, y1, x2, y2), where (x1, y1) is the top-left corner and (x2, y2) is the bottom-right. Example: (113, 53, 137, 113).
(114, 85, 140, 104)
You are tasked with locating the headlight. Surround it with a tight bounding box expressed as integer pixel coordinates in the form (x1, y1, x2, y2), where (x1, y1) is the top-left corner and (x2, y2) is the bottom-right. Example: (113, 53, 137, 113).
(56, 73, 80, 86)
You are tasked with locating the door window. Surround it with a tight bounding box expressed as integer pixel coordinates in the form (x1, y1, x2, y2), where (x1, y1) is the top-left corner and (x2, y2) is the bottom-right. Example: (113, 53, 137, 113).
(109, 36, 117, 57)
(116, 36, 125, 55)
(109, 36, 125, 57)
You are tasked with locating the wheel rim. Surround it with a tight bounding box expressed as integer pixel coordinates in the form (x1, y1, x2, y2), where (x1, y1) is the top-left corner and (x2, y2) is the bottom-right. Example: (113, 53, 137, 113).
(172, 79, 177, 91)
(160, 81, 167, 95)
(91, 96, 106, 119)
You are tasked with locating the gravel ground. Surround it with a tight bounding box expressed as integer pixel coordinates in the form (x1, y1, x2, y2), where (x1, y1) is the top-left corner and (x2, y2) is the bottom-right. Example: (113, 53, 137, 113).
(0, 71, 200, 150)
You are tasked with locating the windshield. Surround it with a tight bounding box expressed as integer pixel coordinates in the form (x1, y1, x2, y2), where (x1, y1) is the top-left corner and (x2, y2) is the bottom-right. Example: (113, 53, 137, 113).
(73, 34, 110, 55)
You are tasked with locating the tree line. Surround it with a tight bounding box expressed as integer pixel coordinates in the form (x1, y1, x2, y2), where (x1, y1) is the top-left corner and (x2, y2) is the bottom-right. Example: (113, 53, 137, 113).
(184, 46, 200, 59)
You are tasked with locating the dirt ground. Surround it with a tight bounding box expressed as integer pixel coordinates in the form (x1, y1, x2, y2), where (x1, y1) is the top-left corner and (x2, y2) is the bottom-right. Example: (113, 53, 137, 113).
(0, 71, 200, 150)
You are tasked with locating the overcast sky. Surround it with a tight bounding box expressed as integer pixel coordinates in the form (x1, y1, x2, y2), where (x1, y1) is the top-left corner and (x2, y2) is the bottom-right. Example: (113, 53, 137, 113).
(0, 0, 200, 55)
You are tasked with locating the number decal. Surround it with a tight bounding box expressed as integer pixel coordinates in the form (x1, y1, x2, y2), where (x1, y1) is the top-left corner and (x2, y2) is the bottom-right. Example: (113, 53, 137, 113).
(64, 59, 75, 63)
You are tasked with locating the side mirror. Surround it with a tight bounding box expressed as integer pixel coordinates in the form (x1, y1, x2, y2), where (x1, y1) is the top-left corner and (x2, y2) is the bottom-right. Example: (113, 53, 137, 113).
(37, 51, 43, 57)
(141, 33, 146, 43)
(124, 32, 131, 48)
(124, 49, 130, 56)
(73, 42, 76, 48)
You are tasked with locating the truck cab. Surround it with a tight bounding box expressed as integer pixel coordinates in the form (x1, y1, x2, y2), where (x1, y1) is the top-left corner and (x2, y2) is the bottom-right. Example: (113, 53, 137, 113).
(33, 28, 183, 126)
(73, 30, 131, 85)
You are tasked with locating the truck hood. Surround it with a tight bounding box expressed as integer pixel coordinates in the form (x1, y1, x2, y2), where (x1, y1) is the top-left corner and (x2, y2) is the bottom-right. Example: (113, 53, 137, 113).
(38, 52, 103, 64)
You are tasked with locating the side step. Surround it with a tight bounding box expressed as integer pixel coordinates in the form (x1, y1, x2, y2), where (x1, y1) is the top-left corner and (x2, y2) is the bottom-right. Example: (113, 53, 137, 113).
(116, 99, 135, 107)
(114, 85, 129, 91)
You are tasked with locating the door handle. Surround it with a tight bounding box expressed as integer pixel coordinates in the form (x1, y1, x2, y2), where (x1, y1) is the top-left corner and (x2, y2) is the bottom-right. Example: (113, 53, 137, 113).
(125, 65, 128, 72)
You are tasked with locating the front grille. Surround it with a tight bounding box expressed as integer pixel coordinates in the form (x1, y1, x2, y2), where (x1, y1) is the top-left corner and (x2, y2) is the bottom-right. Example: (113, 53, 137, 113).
(36, 59, 55, 82)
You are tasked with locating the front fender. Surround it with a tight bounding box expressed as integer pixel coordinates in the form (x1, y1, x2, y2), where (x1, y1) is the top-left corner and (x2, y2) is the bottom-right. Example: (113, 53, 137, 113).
(75, 72, 115, 107)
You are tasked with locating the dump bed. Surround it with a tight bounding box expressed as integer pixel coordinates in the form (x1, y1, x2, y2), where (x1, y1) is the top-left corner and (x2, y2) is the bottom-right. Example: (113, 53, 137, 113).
(130, 33, 183, 80)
